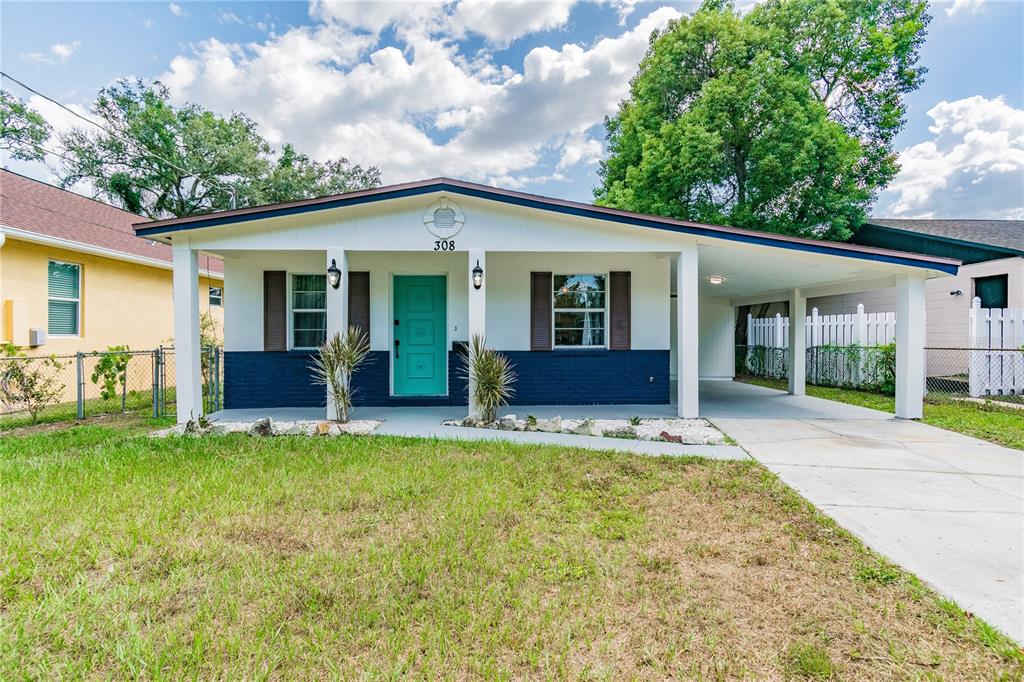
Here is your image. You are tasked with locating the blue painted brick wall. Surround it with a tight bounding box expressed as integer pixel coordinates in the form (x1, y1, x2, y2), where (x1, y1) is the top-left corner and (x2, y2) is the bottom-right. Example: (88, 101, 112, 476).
(224, 349, 668, 409)
(503, 350, 669, 405)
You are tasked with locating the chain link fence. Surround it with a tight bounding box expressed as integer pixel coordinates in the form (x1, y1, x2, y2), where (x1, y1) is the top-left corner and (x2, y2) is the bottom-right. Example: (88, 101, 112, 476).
(736, 344, 1023, 406)
(0, 346, 222, 428)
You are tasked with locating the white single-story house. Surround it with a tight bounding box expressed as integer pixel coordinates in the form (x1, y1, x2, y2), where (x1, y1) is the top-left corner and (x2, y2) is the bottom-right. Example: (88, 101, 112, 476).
(133, 178, 959, 423)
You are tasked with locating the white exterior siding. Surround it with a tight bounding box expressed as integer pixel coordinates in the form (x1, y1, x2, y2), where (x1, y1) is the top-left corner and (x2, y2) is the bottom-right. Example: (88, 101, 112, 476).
(224, 250, 670, 353)
(487, 252, 669, 351)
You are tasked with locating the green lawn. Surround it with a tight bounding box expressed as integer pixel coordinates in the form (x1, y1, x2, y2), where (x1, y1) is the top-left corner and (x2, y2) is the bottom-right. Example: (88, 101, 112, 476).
(740, 376, 1024, 451)
(2, 418, 1020, 679)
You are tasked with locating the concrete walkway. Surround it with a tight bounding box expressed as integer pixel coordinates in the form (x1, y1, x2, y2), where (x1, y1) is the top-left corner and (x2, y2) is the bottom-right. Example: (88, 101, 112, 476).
(717, 415, 1024, 643)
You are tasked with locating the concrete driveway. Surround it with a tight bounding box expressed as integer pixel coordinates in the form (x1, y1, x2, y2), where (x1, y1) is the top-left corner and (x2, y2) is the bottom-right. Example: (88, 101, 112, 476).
(716, 414, 1024, 643)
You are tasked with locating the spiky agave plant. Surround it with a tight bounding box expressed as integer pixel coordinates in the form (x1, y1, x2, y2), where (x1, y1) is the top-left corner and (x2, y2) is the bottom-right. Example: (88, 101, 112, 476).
(464, 334, 515, 423)
(310, 325, 371, 423)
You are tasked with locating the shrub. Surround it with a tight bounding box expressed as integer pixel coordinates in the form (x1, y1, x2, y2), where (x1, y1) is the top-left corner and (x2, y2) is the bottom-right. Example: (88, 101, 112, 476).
(310, 326, 370, 423)
(91, 345, 131, 412)
(0, 344, 68, 423)
(464, 335, 515, 423)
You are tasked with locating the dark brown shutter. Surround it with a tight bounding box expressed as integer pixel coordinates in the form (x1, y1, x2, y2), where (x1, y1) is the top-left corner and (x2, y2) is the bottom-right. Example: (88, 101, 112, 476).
(348, 271, 370, 340)
(609, 271, 631, 351)
(530, 272, 552, 351)
(263, 271, 287, 351)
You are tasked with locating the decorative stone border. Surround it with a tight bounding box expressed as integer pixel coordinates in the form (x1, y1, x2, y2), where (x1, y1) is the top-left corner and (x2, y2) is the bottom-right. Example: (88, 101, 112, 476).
(152, 417, 381, 438)
(442, 415, 726, 445)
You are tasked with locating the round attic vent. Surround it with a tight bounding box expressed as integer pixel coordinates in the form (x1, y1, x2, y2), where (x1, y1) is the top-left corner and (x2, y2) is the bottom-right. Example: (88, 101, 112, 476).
(423, 198, 465, 238)
(433, 207, 457, 230)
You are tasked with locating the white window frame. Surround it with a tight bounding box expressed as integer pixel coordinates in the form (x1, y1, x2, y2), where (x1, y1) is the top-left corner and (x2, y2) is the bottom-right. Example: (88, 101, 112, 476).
(209, 286, 223, 307)
(289, 272, 327, 350)
(552, 272, 608, 349)
(47, 259, 82, 338)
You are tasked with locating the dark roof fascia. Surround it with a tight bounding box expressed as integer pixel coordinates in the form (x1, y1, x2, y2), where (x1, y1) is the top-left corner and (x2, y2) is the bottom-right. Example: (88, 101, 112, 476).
(134, 179, 960, 275)
(862, 222, 1024, 258)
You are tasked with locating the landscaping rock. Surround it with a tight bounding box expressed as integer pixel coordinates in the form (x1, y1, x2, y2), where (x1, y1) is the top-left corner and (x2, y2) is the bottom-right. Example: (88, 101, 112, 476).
(183, 419, 204, 436)
(572, 419, 602, 437)
(208, 421, 248, 435)
(248, 417, 274, 437)
(536, 416, 562, 433)
(603, 425, 636, 439)
(339, 420, 379, 436)
(315, 422, 332, 436)
(659, 431, 684, 444)
(499, 415, 518, 430)
(274, 421, 310, 436)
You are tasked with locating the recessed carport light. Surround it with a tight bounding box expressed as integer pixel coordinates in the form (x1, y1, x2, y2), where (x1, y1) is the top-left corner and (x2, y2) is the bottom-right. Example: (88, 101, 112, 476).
(707, 275, 726, 285)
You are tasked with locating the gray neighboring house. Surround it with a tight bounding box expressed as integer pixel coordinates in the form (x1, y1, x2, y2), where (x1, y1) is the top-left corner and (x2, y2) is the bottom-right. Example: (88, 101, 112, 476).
(809, 219, 1023, 348)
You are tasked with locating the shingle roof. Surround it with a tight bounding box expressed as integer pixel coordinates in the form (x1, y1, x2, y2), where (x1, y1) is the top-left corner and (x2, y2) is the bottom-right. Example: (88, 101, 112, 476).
(867, 219, 1024, 254)
(0, 169, 222, 274)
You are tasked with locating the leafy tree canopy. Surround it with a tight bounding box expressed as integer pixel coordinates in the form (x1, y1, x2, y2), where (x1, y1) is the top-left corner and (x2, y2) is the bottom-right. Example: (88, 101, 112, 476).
(0, 89, 52, 162)
(595, 0, 929, 240)
(59, 80, 382, 219)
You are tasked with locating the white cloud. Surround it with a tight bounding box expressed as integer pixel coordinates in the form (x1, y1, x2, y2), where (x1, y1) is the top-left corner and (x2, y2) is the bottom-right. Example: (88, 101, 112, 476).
(169, 3, 184, 17)
(557, 134, 603, 170)
(143, 18, 154, 29)
(945, 0, 985, 17)
(21, 41, 82, 65)
(451, 1, 576, 45)
(876, 96, 1024, 219)
(216, 9, 244, 25)
(51, 42, 81, 61)
(158, 3, 681, 184)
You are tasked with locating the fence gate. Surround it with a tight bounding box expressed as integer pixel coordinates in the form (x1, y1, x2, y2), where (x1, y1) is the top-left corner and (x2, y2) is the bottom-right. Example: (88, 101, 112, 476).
(969, 299, 1024, 397)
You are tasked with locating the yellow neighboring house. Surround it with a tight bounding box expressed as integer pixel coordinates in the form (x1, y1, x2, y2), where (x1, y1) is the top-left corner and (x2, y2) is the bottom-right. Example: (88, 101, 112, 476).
(0, 169, 223, 356)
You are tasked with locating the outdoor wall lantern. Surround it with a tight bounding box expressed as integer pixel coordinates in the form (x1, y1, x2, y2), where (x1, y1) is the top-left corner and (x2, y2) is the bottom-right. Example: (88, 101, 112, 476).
(472, 260, 484, 290)
(327, 259, 342, 289)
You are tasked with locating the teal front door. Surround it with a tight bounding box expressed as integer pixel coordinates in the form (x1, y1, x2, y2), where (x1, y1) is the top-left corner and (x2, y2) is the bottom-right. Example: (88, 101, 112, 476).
(393, 276, 447, 396)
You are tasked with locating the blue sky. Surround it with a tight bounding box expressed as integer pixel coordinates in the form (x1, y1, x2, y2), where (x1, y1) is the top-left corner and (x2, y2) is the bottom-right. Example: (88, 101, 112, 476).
(2, 0, 1022, 218)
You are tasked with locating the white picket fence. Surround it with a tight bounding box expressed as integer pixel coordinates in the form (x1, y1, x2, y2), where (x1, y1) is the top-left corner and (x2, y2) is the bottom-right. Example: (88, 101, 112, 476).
(747, 299, 1023, 398)
(969, 298, 1024, 397)
(746, 304, 896, 349)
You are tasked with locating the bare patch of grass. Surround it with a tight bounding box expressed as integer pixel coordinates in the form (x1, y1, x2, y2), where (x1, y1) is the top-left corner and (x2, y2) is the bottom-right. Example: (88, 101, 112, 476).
(0, 425, 1020, 678)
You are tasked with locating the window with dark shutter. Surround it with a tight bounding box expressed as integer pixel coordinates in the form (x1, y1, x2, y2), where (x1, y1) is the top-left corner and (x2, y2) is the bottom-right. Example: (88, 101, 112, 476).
(348, 271, 371, 340)
(263, 271, 287, 351)
(609, 271, 631, 350)
(530, 272, 552, 351)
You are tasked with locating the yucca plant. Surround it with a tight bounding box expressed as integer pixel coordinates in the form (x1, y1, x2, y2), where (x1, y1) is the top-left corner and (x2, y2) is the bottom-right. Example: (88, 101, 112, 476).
(464, 334, 516, 423)
(310, 325, 371, 423)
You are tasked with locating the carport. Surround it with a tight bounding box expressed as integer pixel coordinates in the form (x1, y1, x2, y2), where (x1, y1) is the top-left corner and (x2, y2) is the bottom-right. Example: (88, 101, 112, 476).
(673, 233, 959, 419)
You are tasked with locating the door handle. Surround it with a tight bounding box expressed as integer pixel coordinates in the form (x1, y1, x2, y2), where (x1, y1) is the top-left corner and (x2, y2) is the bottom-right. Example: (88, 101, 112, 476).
(394, 338, 400, 359)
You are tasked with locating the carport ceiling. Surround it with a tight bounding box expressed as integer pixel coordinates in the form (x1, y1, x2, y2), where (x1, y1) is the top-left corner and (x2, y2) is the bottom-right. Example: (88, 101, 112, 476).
(684, 242, 939, 301)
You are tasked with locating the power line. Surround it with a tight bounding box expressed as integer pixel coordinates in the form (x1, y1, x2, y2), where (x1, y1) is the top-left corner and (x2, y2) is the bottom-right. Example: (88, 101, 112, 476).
(1, 71, 238, 203)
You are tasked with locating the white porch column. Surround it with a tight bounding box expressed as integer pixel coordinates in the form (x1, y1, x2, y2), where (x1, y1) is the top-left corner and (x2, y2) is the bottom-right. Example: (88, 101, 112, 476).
(172, 239, 203, 424)
(467, 249, 486, 417)
(325, 248, 348, 420)
(787, 288, 806, 395)
(895, 272, 926, 419)
(676, 244, 699, 418)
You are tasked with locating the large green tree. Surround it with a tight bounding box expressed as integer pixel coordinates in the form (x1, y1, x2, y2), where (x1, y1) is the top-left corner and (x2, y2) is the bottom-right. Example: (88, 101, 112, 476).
(596, 0, 929, 240)
(59, 80, 381, 219)
(0, 89, 52, 162)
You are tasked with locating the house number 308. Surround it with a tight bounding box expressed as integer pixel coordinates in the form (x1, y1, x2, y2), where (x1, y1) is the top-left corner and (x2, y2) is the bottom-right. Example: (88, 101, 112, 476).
(434, 240, 455, 251)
